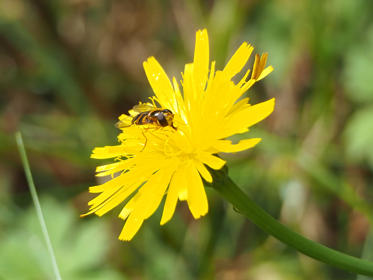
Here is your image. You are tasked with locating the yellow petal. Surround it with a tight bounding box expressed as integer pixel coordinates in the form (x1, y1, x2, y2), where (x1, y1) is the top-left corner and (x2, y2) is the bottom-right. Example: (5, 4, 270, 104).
(91, 145, 127, 159)
(238, 98, 275, 128)
(197, 152, 226, 170)
(223, 42, 254, 79)
(160, 167, 184, 225)
(213, 138, 262, 153)
(132, 166, 175, 220)
(171, 77, 186, 119)
(186, 164, 208, 219)
(118, 195, 137, 220)
(193, 29, 209, 91)
(96, 162, 123, 173)
(182, 63, 197, 111)
(117, 165, 175, 239)
(119, 212, 144, 241)
(178, 188, 188, 201)
(88, 174, 123, 195)
(91, 142, 142, 159)
(220, 98, 275, 138)
(87, 175, 126, 206)
(193, 160, 213, 183)
(87, 159, 163, 214)
(239, 79, 256, 94)
(94, 184, 139, 217)
(227, 97, 250, 115)
(205, 61, 216, 93)
(95, 160, 134, 177)
(85, 175, 148, 217)
(237, 68, 251, 88)
(82, 189, 125, 217)
(143, 56, 176, 111)
(257, 65, 274, 81)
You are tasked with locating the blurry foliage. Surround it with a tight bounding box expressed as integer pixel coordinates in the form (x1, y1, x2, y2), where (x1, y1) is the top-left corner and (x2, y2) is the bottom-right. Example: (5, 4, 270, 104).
(345, 107, 373, 170)
(344, 26, 373, 169)
(1, 0, 373, 279)
(344, 27, 373, 104)
(0, 197, 124, 280)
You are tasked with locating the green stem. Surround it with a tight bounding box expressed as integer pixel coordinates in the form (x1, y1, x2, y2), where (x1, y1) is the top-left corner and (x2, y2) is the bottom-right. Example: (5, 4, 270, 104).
(15, 132, 62, 280)
(210, 169, 373, 276)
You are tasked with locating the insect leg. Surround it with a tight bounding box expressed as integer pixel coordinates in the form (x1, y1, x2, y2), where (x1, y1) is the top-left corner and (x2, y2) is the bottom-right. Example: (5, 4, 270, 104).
(149, 96, 157, 107)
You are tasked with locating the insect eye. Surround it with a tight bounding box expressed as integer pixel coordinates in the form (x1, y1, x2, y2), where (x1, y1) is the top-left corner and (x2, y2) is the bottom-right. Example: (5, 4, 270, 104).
(162, 109, 172, 115)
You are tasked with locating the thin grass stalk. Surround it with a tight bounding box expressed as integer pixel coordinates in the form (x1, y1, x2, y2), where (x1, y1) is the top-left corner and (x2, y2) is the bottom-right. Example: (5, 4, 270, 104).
(15, 132, 62, 280)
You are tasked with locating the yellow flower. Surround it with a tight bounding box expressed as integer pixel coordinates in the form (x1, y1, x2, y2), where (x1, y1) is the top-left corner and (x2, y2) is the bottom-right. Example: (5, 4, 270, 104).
(82, 29, 275, 241)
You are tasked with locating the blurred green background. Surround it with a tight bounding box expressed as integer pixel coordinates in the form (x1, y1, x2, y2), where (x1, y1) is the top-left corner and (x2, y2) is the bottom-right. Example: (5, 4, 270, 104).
(1, 0, 373, 279)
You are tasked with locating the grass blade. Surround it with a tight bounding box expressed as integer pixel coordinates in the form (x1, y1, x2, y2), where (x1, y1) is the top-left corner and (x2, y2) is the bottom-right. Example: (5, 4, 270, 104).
(15, 132, 62, 280)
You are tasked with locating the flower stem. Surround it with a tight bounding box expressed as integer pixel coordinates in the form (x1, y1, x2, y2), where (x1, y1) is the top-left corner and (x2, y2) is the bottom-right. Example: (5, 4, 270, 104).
(210, 169, 373, 276)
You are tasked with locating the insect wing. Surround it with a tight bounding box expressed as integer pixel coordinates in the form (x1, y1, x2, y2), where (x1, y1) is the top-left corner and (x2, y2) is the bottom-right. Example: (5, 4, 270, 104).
(132, 102, 156, 113)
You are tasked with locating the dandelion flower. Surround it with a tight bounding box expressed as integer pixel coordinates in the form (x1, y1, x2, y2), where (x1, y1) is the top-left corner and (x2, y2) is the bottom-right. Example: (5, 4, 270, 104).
(82, 29, 275, 241)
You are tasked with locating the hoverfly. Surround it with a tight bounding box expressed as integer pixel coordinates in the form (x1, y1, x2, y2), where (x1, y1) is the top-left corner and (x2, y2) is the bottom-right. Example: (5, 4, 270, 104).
(116, 102, 176, 130)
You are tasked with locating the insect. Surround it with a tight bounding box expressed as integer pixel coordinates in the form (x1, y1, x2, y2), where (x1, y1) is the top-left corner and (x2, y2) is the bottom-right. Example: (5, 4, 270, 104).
(116, 102, 176, 130)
